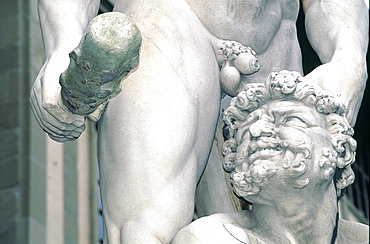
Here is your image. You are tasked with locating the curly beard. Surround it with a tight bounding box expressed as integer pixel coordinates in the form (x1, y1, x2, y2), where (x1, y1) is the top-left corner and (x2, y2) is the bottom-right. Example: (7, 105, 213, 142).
(231, 138, 311, 197)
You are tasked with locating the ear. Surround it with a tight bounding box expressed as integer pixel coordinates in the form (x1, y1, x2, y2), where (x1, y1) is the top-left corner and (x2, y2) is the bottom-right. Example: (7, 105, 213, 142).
(336, 137, 357, 168)
(332, 135, 356, 198)
(331, 134, 357, 168)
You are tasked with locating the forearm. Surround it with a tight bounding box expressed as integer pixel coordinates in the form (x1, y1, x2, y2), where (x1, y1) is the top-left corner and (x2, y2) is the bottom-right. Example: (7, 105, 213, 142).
(35, 0, 100, 117)
(38, 0, 100, 60)
(302, 0, 368, 126)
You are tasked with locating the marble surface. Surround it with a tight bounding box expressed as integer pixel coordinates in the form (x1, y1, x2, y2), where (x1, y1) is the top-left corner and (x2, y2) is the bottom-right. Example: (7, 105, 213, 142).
(173, 71, 369, 243)
(30, 0, 368, 243)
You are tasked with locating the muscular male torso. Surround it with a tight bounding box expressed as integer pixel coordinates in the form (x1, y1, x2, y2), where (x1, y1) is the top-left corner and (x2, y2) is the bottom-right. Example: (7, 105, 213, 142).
(186, 0, 303, 80)
(114, 0, 303, 83)
(187, 0, 298, 47)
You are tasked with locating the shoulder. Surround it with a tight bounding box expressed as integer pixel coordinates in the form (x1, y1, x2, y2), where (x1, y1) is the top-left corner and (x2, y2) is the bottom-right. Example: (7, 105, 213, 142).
(337, 218, 369, 244)
(171, 212, 257, 244)
(171, 215, 225, 244)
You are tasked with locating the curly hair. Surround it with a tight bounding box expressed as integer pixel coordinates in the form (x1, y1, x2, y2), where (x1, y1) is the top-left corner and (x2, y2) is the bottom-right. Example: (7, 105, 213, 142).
(222, 70, 356, 199)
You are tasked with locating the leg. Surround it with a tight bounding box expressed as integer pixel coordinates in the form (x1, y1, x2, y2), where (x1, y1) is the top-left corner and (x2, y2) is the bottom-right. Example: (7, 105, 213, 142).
(98, 4, 221, 242)
(195, 116, 242, 217)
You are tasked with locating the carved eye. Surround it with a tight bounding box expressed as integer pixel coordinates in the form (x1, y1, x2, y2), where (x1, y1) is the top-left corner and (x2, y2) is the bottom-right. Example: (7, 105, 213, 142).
(283, 116, 307, 128)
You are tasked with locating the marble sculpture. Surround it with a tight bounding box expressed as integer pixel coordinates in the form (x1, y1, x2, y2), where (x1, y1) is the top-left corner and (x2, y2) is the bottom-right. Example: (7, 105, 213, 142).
(30, 0, 368, 243)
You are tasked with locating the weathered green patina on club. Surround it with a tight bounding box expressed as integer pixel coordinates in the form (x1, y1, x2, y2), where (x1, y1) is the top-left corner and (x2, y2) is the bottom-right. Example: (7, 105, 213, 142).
(60, 12, 142, 115)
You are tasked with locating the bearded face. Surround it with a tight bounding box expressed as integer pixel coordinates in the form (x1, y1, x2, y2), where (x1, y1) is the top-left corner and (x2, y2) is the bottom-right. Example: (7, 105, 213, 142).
(227, 99, 341, 200)
(223, 71, 356, 201)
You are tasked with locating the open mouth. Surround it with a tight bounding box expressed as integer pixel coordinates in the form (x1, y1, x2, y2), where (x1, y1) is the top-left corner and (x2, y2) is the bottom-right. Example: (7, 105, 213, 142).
(248, 146, 284, 162)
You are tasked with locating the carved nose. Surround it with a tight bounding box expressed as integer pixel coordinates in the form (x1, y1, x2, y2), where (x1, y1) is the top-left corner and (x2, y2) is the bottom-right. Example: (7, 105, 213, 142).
(249, 116, 276, 138)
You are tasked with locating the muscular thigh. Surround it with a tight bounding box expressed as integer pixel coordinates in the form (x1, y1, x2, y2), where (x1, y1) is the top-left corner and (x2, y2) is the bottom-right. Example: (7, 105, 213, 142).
(97, 3, 221, 241)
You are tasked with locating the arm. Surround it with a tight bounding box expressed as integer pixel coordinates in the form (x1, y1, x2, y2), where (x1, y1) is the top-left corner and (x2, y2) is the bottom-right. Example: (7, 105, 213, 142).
(302, 0, 368, 126)
(171, 217, 224, 244)
(30, 0, 100, 141)
(38, 0, 100, 106)
(39, 0, 99, 61)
